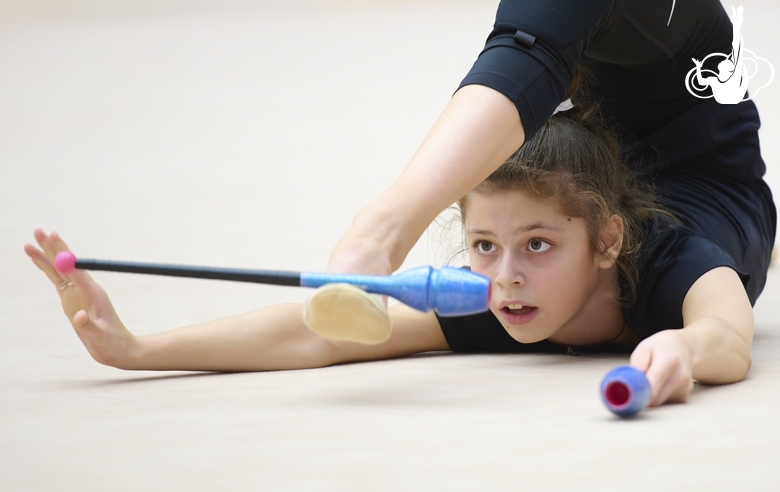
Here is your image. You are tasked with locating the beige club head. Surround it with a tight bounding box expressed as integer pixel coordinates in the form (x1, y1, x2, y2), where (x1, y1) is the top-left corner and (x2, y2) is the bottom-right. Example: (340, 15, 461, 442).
(303, 284, 392, 344)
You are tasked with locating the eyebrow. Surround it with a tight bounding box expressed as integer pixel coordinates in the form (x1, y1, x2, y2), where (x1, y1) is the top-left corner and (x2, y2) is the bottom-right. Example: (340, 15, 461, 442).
(467, 222, 565, 236)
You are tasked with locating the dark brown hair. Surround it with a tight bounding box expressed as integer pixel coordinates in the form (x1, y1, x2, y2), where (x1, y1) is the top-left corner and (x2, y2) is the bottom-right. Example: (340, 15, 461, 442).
(458, 102, 665, 304)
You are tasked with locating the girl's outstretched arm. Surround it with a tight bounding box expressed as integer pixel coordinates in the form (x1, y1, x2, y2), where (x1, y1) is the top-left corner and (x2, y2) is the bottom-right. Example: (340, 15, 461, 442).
(25, 229, 449, 372)
(630, 267, 753, 406)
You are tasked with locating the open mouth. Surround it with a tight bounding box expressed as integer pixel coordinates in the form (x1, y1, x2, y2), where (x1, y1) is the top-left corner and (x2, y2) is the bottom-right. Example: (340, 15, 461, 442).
(502, 303, 535, 315)
(498, 303, 539, 325)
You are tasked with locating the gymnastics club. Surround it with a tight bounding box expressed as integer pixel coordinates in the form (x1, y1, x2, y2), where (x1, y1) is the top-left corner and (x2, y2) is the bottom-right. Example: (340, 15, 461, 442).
(53, 251, 491, 317)
(600, 365, 652, 417)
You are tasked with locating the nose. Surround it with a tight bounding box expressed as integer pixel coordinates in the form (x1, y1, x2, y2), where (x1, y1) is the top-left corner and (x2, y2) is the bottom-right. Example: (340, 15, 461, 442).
(494, 251, 525, 288)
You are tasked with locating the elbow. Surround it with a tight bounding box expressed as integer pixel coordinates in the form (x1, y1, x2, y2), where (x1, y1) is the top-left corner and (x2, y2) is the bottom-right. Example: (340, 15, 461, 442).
(730, 351, 752, 383)
(725, 351, 752, 383)
(737, 349, 752, 381)
(730, 329, 753, 382)
(694, 344, 752, 385)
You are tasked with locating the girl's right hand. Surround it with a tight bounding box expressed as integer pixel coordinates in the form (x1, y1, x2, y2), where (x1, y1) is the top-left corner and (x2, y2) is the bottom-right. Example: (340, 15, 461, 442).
(325, 200, 402, 278)
(629, 330, 694, 407)
(327, 234, 394, 278)
(24, 228, 140, 369)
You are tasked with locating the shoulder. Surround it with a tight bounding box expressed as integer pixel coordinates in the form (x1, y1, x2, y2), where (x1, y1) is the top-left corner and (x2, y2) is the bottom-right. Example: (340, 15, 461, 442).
(623, 215, 746, 339)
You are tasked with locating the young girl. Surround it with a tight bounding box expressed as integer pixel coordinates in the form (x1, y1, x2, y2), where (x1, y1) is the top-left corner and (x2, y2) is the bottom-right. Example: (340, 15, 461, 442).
(24, 106, 758, 409)
(319, 1, 775, 412)
(324, 1, 776, 336)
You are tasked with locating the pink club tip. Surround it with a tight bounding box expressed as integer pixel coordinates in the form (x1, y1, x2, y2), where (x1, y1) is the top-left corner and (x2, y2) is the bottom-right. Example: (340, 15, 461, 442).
(54, 251, 77, 274)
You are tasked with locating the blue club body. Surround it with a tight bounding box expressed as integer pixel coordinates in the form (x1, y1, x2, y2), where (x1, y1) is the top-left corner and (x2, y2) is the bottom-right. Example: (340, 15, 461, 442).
(600, 365, 652, 417)
(301, 266, 490, 316)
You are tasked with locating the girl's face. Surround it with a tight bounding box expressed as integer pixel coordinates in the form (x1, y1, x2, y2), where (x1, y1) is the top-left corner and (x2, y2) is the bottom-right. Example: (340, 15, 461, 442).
(464, 190, 611, 344)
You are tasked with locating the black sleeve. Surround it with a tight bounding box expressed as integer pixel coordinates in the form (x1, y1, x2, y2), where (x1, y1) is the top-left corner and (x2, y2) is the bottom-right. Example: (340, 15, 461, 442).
(458, 0, 611, 139)
(623, 220, 750, 340)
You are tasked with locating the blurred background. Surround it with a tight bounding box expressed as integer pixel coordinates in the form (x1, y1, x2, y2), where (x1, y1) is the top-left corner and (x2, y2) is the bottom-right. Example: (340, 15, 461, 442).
(1, 1, 778, 490)
(1, 0, 496, 322)
(2, 0, 777, 278)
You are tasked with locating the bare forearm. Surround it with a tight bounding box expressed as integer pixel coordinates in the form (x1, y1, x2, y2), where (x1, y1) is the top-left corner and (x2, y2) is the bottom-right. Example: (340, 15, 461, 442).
(680, 317, 753, 384)
(634, 267, 757, 405)
(386, 85, 524, 227)
(676, 267, 754, 384)
(122, 303, 448, 372)
(631, 318, 752, 406)
(332, 85, 524, 271)
(127, 304, 331, 372)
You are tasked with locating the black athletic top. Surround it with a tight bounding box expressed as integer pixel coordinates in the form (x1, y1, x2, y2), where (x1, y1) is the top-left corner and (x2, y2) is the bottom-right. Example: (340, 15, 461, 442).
(437, 0, 777, 353)
(460, 0, 733, 141)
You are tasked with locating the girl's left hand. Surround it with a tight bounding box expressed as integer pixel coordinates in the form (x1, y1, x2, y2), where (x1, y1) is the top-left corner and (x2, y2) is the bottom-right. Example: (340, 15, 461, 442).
(629, 329, 694, 407)
(24, 228, 140, 369)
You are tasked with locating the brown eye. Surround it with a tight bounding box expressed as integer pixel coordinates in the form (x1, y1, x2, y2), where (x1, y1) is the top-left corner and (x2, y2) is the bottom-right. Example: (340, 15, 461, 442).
(528, 239, 551, 253)
(476, 241, 495, 253)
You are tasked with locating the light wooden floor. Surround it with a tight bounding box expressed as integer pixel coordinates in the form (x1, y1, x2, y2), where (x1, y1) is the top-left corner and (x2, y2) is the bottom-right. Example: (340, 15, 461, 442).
(2, 1, 778, 490)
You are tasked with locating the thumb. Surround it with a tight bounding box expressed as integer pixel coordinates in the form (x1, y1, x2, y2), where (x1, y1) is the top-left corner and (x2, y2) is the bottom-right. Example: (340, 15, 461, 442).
(72, 310, 93, 331)
(630, 343, 652, 372)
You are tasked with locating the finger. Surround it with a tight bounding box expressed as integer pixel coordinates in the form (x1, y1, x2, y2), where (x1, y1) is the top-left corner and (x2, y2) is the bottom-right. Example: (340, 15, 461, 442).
(33, 228, 56, 261)
(649, 375, 679, 407)
(46, 231, 96, 288)
(24, 243, 66, 284)
(31, 229, 97, 294)
(70, 310, 101, 346)
(33, 229, 80, 287)
(49, 230, 73, 253)
(643, 353, 677, 406)
(662, 373, 694, 404)
(38, 229, 75, 267)
(631, 346, 669, 406)
(629, 344, 652, 372)
(72, 310, 92, 331)
(651, 374, 689, 406)
(646, 352, 691, 407)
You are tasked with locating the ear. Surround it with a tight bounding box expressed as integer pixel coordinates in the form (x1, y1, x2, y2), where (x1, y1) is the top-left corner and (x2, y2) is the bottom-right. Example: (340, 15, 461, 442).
(598, 215, 624, 269)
